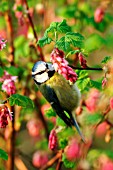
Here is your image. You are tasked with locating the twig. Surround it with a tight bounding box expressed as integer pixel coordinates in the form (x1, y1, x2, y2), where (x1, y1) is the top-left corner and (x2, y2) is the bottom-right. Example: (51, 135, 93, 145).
(56, 155, 62, 170)
(68, 65, 103, 71)
(24, 0, 44, 61)
(5, 7, 15, 170)
(5, 12, 15, 65)
(40, 150, 63, 170)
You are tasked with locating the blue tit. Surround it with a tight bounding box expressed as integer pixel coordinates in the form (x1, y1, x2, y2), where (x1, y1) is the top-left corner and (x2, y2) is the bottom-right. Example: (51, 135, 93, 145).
(32, 61, 85, 142)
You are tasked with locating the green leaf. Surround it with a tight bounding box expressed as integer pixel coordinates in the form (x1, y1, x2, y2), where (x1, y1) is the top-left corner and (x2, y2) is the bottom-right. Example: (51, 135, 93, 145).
(56, 117, 66, 126)
(5, 66, 22, 76)
(66, 49, 80, 57)
(38, 36, 53, 47)
(101, 56, 111, 64)
(84, 113, 103, 125)
(104, 150, 113, 160)
(76, 77, 90, 91)
(57, 19, 71, 33)
(77, 70, 89, 79)
(59, 138, 68, 149)
(90, 80, 102, 90)
(84, 33, 105, 52)
(0, 149, 8, 160)
(62, 154, 76, 168)
(56, 32, 84, 51)
(45, 108, 56, 118)
(44, 19, 71, 36)
(0, 67, 4, 77)
(9, 94, 34, 108)
(87, 149, 101, 163)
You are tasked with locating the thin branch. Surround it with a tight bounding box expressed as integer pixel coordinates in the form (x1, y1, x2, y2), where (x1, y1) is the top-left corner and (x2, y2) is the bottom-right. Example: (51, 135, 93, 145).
(68, 65, 103, 71)
(24, 0, 44, 61)
(56, 155, 62, 170)
(40, 150, 63, 170)
(5, 7, 15, 170)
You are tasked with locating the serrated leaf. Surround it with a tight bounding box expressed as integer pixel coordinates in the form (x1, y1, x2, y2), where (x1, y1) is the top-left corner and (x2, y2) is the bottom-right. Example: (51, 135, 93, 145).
(5, 66, 21, 76)
(90, 80, 102, 90)
(66, 49, 80, 57)
(77, 70, 89, 79)
(56, 32, 84, 51)
(101, 56, 111, 64)
(44, 19, 71, 36)
(76, 77, 90, 91)
(0, 149, 8, 160)
(84, 33, 105, 52)
(59, 138, 68, 149)
(0, 67, 4, 77)
(85, 113, 103, 125)
(9, 94, 34, 108)
(62, 154, 76, 168)
(57, 19, 71, 33)
(56, 117, 66, 126)
(45, 108, 56, 118)
(38, 36, 53, 47)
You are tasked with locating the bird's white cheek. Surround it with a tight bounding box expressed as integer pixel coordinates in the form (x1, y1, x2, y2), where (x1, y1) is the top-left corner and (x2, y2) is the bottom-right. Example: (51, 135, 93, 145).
(35, 72, 49, 83)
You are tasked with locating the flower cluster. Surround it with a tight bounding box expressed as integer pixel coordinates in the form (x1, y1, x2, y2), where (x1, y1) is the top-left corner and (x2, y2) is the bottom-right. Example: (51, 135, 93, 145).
(0, 36, 7, 51)
(26, 119, 42, 137)
(51, 48, 77, 83)
(78, 52, 87, 68)
(85, 89, 100, 113)
(94, 7, 105, 23)
(0, 104, 12, 128)
(0, 71, 17, 96)
(64, 139, 80, 161)
(32, 151, 48, 168)
(48, 129, 57, 150)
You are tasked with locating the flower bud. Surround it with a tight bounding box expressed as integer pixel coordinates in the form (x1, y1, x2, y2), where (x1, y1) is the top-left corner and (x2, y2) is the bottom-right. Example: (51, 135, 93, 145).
(110, 97, 113, 110)
(94, 7, 105, 23)
(32, 151, 48, 168)
(48, 129, 57, 150)
(65, 139, 80, 161)
(0, 104, 12, 128)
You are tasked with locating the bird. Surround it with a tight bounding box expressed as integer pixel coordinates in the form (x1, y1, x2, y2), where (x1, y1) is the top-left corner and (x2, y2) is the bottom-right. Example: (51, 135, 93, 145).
(32, 61, 85, 142)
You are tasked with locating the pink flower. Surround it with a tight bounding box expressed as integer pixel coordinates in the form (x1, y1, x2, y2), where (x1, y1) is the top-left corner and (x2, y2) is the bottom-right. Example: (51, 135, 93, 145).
(85, 89, 100, 112)
(78, 52, 87, 68)
(110, 97, 113, 110)
(51, 48, 77, 83)
(102, 161, 113, 170)
(102, 77, 107, 88)
(0, 36, 7, 51)
(48, 129, 57, 150)
(65, 139, 80, 161)
(0, 71, 17, 96)
(94, 7, 105, 23)
(32, 151, 48, 168)
(26, 119, 42, 137)
(95, 122, 109, 136)
(0, 104, 13, 128)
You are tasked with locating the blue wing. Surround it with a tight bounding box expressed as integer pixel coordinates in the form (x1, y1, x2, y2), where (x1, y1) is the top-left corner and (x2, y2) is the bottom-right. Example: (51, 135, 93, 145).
(39, 84, 85, 142)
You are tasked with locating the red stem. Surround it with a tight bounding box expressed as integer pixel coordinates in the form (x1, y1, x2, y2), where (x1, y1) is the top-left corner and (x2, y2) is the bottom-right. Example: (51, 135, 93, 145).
(24, 0, 44, 61)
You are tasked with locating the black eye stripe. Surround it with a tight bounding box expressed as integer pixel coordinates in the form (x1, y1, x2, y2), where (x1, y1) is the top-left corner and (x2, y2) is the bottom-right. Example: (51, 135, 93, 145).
(34, 70, 46, 76)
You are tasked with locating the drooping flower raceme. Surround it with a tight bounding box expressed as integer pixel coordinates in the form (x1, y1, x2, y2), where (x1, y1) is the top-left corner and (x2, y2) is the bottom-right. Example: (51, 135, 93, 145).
(0, 104, 13, 128)
(48, 129, 57, 151)
(0, 36, 7, 51)
(51, 48, 77, 83)
(0, 71, 17, 96)
(78, 52, 87, 68)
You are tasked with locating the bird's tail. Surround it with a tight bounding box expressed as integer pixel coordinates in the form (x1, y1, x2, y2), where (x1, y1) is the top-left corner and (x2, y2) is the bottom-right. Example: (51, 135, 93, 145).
(72, 115, 86, 143)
